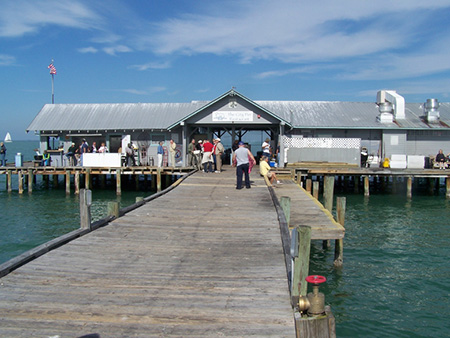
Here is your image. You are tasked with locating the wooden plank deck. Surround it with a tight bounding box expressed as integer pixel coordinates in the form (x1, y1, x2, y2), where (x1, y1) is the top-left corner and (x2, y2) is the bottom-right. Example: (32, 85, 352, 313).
(0, 167, 295, 337)
(272, 179, 345, 240)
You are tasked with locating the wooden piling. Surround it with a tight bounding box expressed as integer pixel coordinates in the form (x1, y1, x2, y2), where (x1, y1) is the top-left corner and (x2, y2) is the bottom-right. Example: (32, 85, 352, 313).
(334, 197, 346, 267)
(353, 175, 359, 193)
(53, 174, 58, 188)
(65, 171, 71, 195)
(18, 171, 23, 194)
(85, 169, 90, 190)
(292, 226, 311, 301)
(446, 177, 450, 199)
(305, 179, 312, 193)
(280, 196, 291, 226)
(74, 171, 80, 195)
(116, 169, 121, 196)
(157, 169, 162, 192)
(28, 169, 33, 193)
(312, 181, 319, 200)
(295, 305, 336, 338)
(7, 169, 12, 192)
(323, 176, 334, 212)
(79, 189, 92, 230)
(406, 176, 413, 199)
(364, 176, 370, 196)
(107, 201, 120, 218)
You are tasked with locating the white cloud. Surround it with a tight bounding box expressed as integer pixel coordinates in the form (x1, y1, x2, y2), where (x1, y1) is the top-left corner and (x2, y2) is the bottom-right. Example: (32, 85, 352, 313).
(103, 45, 132, 56)
(0, 54, 15, 66)
(0, 0, 100, 37)
(147, 0, 450, 64)
(118, 87, 166, 95)
(129, 61, 171, 71)
(78, 47, 98, 54)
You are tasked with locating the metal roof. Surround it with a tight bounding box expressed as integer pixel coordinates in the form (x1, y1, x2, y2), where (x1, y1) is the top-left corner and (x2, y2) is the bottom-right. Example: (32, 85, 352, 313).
(27, 102, 206, 132)
(27, 93, 450, 132)
(256, 101, 450, 129)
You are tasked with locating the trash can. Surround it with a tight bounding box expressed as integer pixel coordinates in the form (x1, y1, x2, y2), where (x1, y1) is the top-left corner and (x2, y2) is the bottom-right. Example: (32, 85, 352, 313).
(15, 153, 23, 167)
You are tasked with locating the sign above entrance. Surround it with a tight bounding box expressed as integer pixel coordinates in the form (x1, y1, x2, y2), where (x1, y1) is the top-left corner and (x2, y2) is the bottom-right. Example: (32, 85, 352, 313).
(212, 111, 253, 122)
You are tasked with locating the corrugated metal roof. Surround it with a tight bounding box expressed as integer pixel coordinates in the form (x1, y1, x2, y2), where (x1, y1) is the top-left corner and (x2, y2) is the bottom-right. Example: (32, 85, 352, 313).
(27, 102, 206, 132)
(27, 96, 450, 132)
(256, 101, 450, 129)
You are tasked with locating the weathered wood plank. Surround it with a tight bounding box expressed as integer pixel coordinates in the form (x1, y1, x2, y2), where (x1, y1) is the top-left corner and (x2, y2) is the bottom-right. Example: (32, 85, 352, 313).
(0, 168, 295, 337)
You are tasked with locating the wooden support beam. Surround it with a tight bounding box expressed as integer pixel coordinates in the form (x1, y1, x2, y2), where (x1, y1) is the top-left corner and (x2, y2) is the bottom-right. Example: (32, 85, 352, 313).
(447, 177, 450, 199)
(7, 169, 12, 192)
(353, 175, 359, 193)
(107, 201, 120, 218)
(53, 174, 58, 188)
(406, 176, 413, 199)
(292, 226, 311, 300)
(116, 169, 122, 196)
(28, 169, 33, 193)
(157, 169, 162, 192)
(280, 196, 291, 226)
(65, 171, 71, 195)
(18, 171, 23, 194)
(334, 197, 346, 267)
(312, 181, 319, 200)
(305, 179, 312, 193)
(79, 189, 92, 230)
(364, 176, 370, 196)
(74, 171, 80, 195)
(85, 169, 90, 190)
(323, 176, 334, 212)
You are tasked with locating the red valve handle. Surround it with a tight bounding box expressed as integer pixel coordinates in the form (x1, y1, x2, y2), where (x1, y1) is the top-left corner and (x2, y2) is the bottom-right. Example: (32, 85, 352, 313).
(305, 275, 327, 284)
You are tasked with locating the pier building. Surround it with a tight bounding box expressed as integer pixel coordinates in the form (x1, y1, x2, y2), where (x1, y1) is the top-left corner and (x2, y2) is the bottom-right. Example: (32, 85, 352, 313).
(26, 89, 450, 169)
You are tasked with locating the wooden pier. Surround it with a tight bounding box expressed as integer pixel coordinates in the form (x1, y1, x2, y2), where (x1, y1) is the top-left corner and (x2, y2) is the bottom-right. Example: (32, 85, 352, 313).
(0, 164, 191, 195)
(1, 168, 300, 337)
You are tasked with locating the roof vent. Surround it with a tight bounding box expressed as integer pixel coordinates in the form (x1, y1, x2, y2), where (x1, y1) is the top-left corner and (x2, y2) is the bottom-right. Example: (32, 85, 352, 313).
(377, 102, 394, 123)
(424, 98, 440, 123)
(376, 90, 405, 121)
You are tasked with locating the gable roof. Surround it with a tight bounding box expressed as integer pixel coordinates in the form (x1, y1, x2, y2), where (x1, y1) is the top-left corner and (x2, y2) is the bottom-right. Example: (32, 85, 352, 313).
(27, 91, 450, 132)
(166, 89, 291, 129)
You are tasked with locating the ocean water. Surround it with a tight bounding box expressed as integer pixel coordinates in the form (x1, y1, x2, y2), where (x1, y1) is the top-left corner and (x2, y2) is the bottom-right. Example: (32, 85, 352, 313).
(0, 140, 156, 264)
(1, 141, 449, 337)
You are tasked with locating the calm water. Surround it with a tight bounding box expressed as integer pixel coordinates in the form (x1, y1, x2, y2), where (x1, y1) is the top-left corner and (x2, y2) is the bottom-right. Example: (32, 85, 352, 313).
(1, 141, 449, 337)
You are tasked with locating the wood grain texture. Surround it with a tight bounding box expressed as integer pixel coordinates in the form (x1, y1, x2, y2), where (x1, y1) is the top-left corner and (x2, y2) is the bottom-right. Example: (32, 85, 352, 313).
(0, 167, 295, 337)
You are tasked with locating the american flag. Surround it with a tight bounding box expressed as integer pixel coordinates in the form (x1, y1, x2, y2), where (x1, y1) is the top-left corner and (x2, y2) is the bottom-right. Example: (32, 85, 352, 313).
(48, 63, 57, 75)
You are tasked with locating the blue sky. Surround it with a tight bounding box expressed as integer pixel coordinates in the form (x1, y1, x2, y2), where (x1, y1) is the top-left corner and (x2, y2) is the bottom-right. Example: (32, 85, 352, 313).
(1, 0, 450, 140)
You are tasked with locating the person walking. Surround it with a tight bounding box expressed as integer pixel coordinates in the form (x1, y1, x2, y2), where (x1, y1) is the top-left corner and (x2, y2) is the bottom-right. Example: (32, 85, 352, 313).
(157, 141, 164, 167)
(232, 141, 256, 189)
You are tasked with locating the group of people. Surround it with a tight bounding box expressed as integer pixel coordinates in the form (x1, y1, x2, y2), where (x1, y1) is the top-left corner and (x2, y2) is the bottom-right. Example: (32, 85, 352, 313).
(231, 138, 281, 190)
(156, 139, 177, 168)
(66, 139, 109, 166)
(188, 138, 225, 173)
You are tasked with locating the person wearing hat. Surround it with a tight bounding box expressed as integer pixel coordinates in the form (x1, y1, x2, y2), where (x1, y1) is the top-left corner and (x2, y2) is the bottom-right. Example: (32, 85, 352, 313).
(232, 141, 256, 189)
(213, 138, 225, 173)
